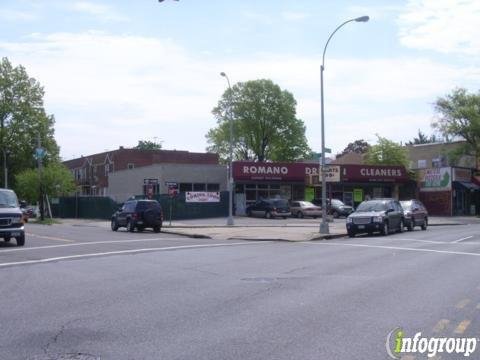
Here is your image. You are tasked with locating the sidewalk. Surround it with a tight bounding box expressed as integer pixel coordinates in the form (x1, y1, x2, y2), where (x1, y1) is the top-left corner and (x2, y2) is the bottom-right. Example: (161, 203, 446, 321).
(57, 215, 478, 242)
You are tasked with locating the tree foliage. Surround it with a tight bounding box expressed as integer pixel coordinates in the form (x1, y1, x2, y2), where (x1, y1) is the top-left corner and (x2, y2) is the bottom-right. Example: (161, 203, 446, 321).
(15, 162, 76, 204)
(0, 57, 59, 188)
(365, 136, 409, 167)
(207, 79, 310, 162)
(406, 129, 439, 145)
(433, 88, 480, 162)
(134, 140, 162, 150)
(337, 139, 370, 157)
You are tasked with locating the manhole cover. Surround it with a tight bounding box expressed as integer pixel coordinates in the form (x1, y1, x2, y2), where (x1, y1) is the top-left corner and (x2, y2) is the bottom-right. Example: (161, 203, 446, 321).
(31, 353, 100, 360)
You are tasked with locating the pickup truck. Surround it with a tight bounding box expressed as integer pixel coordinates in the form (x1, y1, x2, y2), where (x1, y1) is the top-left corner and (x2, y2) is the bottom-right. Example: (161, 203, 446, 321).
(0, 188, 25, 246)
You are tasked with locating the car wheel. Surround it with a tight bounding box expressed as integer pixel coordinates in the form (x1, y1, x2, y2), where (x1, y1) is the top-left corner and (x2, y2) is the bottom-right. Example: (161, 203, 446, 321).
(16, 234, 25, 247)
(406, 219, 413, 231)
(421, 218, 428, 230)
(126, 219, 135, 232)
(137, 226, 144, 232)
(153, 225, 161, 233)
(297, 211, 304, 219)
(313, 216, 318, 219)
(348, 231, 355, 238)
(265, 211, 272, 219)
(111, 218, 119, 231)
(381, 221, 389, 236)
(333, 211, 339, 218)
(4, 236, 11, 243)
(398, 219, 404, 233)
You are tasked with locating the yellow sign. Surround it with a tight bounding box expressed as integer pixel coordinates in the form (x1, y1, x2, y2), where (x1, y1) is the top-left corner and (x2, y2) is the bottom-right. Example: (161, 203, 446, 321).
(305, 187, 315, 202)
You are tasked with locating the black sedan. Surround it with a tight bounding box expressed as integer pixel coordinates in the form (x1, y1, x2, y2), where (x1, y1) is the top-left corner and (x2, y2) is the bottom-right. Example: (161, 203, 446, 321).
(346, 199, 405, 237)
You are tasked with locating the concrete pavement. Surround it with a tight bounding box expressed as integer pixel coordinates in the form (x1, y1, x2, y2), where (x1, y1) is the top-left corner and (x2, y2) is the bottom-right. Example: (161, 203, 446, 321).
(56, 215, 479, 242)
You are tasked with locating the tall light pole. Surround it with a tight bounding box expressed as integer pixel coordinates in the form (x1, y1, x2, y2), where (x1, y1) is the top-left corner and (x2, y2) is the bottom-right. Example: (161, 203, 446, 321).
(220, 72, 234, 226)
(320, 15, 369, 234)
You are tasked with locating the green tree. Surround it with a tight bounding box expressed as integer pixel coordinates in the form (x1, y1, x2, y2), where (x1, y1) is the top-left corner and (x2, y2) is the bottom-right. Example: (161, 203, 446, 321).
(15, 162, 76, 205)
(207, 79, 310, 162)
(406, 129, 439, 145)
(365, 136, 409, 167)
(134, 140, 162, 150)
(337, 139, 370, 157)
(0, 57, 59, 188)
(433, 88, 480, 167)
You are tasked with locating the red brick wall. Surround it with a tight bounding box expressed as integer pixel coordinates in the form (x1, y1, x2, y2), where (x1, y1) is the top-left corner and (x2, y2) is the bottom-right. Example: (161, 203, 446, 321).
(419, 191, 452, 216)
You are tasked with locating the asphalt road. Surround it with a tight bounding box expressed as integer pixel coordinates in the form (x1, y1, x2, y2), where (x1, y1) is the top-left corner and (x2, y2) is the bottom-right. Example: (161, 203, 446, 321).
(1, 222, 480, 359)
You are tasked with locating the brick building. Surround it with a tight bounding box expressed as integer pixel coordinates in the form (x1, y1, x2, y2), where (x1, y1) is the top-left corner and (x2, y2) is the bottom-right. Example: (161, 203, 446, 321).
(63, 147, 219, 196)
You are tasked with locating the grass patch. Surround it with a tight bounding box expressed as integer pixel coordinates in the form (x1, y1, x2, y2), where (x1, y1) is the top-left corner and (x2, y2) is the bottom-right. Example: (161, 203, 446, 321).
(29, 218, 62, 225)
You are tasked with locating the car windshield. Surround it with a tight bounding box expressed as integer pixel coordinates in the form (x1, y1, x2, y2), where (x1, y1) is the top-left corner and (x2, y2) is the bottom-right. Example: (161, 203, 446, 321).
(272, 200, 288, 208)
(356, 201, 388, 212)
(331, 199, 345, 206)
(0, 191, 18, 208)
(137, 201, 161, 211)
(300, 201, 315, 207)
(400, 201, 412, 210)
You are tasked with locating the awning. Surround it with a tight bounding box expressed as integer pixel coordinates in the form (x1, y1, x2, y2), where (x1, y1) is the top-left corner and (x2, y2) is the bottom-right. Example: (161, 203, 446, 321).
(457, 181, 480, 191)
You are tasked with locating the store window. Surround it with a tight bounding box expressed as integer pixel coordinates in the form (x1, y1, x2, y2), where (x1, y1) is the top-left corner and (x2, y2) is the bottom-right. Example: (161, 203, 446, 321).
(207, 183, 220, 191)
(180, 183, 192, 192)
(193, 183, 206, 191)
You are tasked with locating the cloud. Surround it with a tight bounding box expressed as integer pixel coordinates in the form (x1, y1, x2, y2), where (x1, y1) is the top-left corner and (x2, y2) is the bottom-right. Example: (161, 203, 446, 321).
(0, 31, 478, 159)
(70, 1, 129, 22)
(398, 0, 480, 54)
(281, 12, 311, 21)
(0, 8, 38, 22)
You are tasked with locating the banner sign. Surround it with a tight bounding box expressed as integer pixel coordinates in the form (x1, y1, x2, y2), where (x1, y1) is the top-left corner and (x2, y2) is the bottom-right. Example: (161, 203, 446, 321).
(419, 167, 451, 191)
(186, 192, 220, 203)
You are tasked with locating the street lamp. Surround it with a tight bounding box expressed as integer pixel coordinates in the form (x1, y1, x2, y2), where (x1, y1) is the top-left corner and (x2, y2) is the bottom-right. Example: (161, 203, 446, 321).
(319, 15, 369, 234)
(220, 71, 234, 226)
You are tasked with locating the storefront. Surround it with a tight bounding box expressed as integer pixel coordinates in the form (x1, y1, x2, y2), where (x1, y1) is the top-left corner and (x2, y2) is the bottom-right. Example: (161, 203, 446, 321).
(232, 161, 409, 215)
(418, 167, 479, 216)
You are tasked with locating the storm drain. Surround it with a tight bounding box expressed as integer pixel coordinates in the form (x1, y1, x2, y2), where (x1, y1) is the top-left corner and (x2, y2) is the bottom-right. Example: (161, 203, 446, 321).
(30, 353, 100, 360)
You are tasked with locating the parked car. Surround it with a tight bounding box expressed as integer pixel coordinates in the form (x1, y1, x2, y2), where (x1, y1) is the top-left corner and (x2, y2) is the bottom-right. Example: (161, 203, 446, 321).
(312, 198, 353, 218)
(346, 198, 405, 237)
(290, 201, 321, 218)
(246, 199, 291, 219)
(0, 188, 25, 246)
(400, 200, 428, 231)
(111, 199, 163, 232)
(19, 201, 37, 222)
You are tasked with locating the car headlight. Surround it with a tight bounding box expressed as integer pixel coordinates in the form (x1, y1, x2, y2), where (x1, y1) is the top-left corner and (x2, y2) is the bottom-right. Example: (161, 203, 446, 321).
(12, 215, 23, 223)
(373, 216, 384, 223)
(347, 217, 353, 223)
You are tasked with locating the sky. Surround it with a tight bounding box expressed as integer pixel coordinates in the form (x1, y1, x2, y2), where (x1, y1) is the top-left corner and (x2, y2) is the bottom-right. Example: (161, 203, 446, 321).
(1, 0, 479, 161)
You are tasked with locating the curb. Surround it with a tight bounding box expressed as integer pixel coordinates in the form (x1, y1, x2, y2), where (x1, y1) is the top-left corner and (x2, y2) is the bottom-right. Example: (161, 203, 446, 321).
(160, 230, 212, 239)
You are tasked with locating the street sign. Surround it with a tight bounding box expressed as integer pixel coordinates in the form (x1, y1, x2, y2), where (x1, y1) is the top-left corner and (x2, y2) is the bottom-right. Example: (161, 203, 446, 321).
(34, 147, 46, 159)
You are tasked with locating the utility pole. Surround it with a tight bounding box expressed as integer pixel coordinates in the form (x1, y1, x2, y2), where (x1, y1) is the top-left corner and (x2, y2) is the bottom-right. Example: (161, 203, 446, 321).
(37, 133, 45, 221)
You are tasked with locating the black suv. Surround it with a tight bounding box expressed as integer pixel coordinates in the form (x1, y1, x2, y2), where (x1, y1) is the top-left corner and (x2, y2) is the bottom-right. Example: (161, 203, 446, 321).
(346, 198, 405, 237)
(0, 189, 25, 246)
(111, 199, 163, 233)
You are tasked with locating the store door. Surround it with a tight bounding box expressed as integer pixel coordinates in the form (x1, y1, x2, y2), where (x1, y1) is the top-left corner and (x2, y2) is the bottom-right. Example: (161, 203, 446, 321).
(343, 192, 353, 207)
(235, 193, 246, 216)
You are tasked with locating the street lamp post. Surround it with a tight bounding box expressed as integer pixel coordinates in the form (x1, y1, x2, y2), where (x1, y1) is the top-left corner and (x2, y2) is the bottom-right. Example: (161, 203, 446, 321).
(220, 72, 234, 226)
(319, 15, 369, 234)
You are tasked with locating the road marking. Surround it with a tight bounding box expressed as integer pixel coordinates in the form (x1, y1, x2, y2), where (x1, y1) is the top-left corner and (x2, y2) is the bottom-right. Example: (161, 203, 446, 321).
(432, 319, 450, 333)
(452, 236, 474, 243)
(453, 320, 471, 334)
(0, 241, 271, 268)
(455, 299, 471, 309)
(305, 242, 480, 257)
(0, 237, 203, 253)
(27, 233, 75, 243)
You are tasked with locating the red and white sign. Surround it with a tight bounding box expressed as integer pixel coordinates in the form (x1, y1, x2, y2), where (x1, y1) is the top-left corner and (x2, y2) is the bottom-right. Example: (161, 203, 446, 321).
(233, 161, 407, 183)
(341, 165, 408, 183)
(186, 192, 220, 203)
